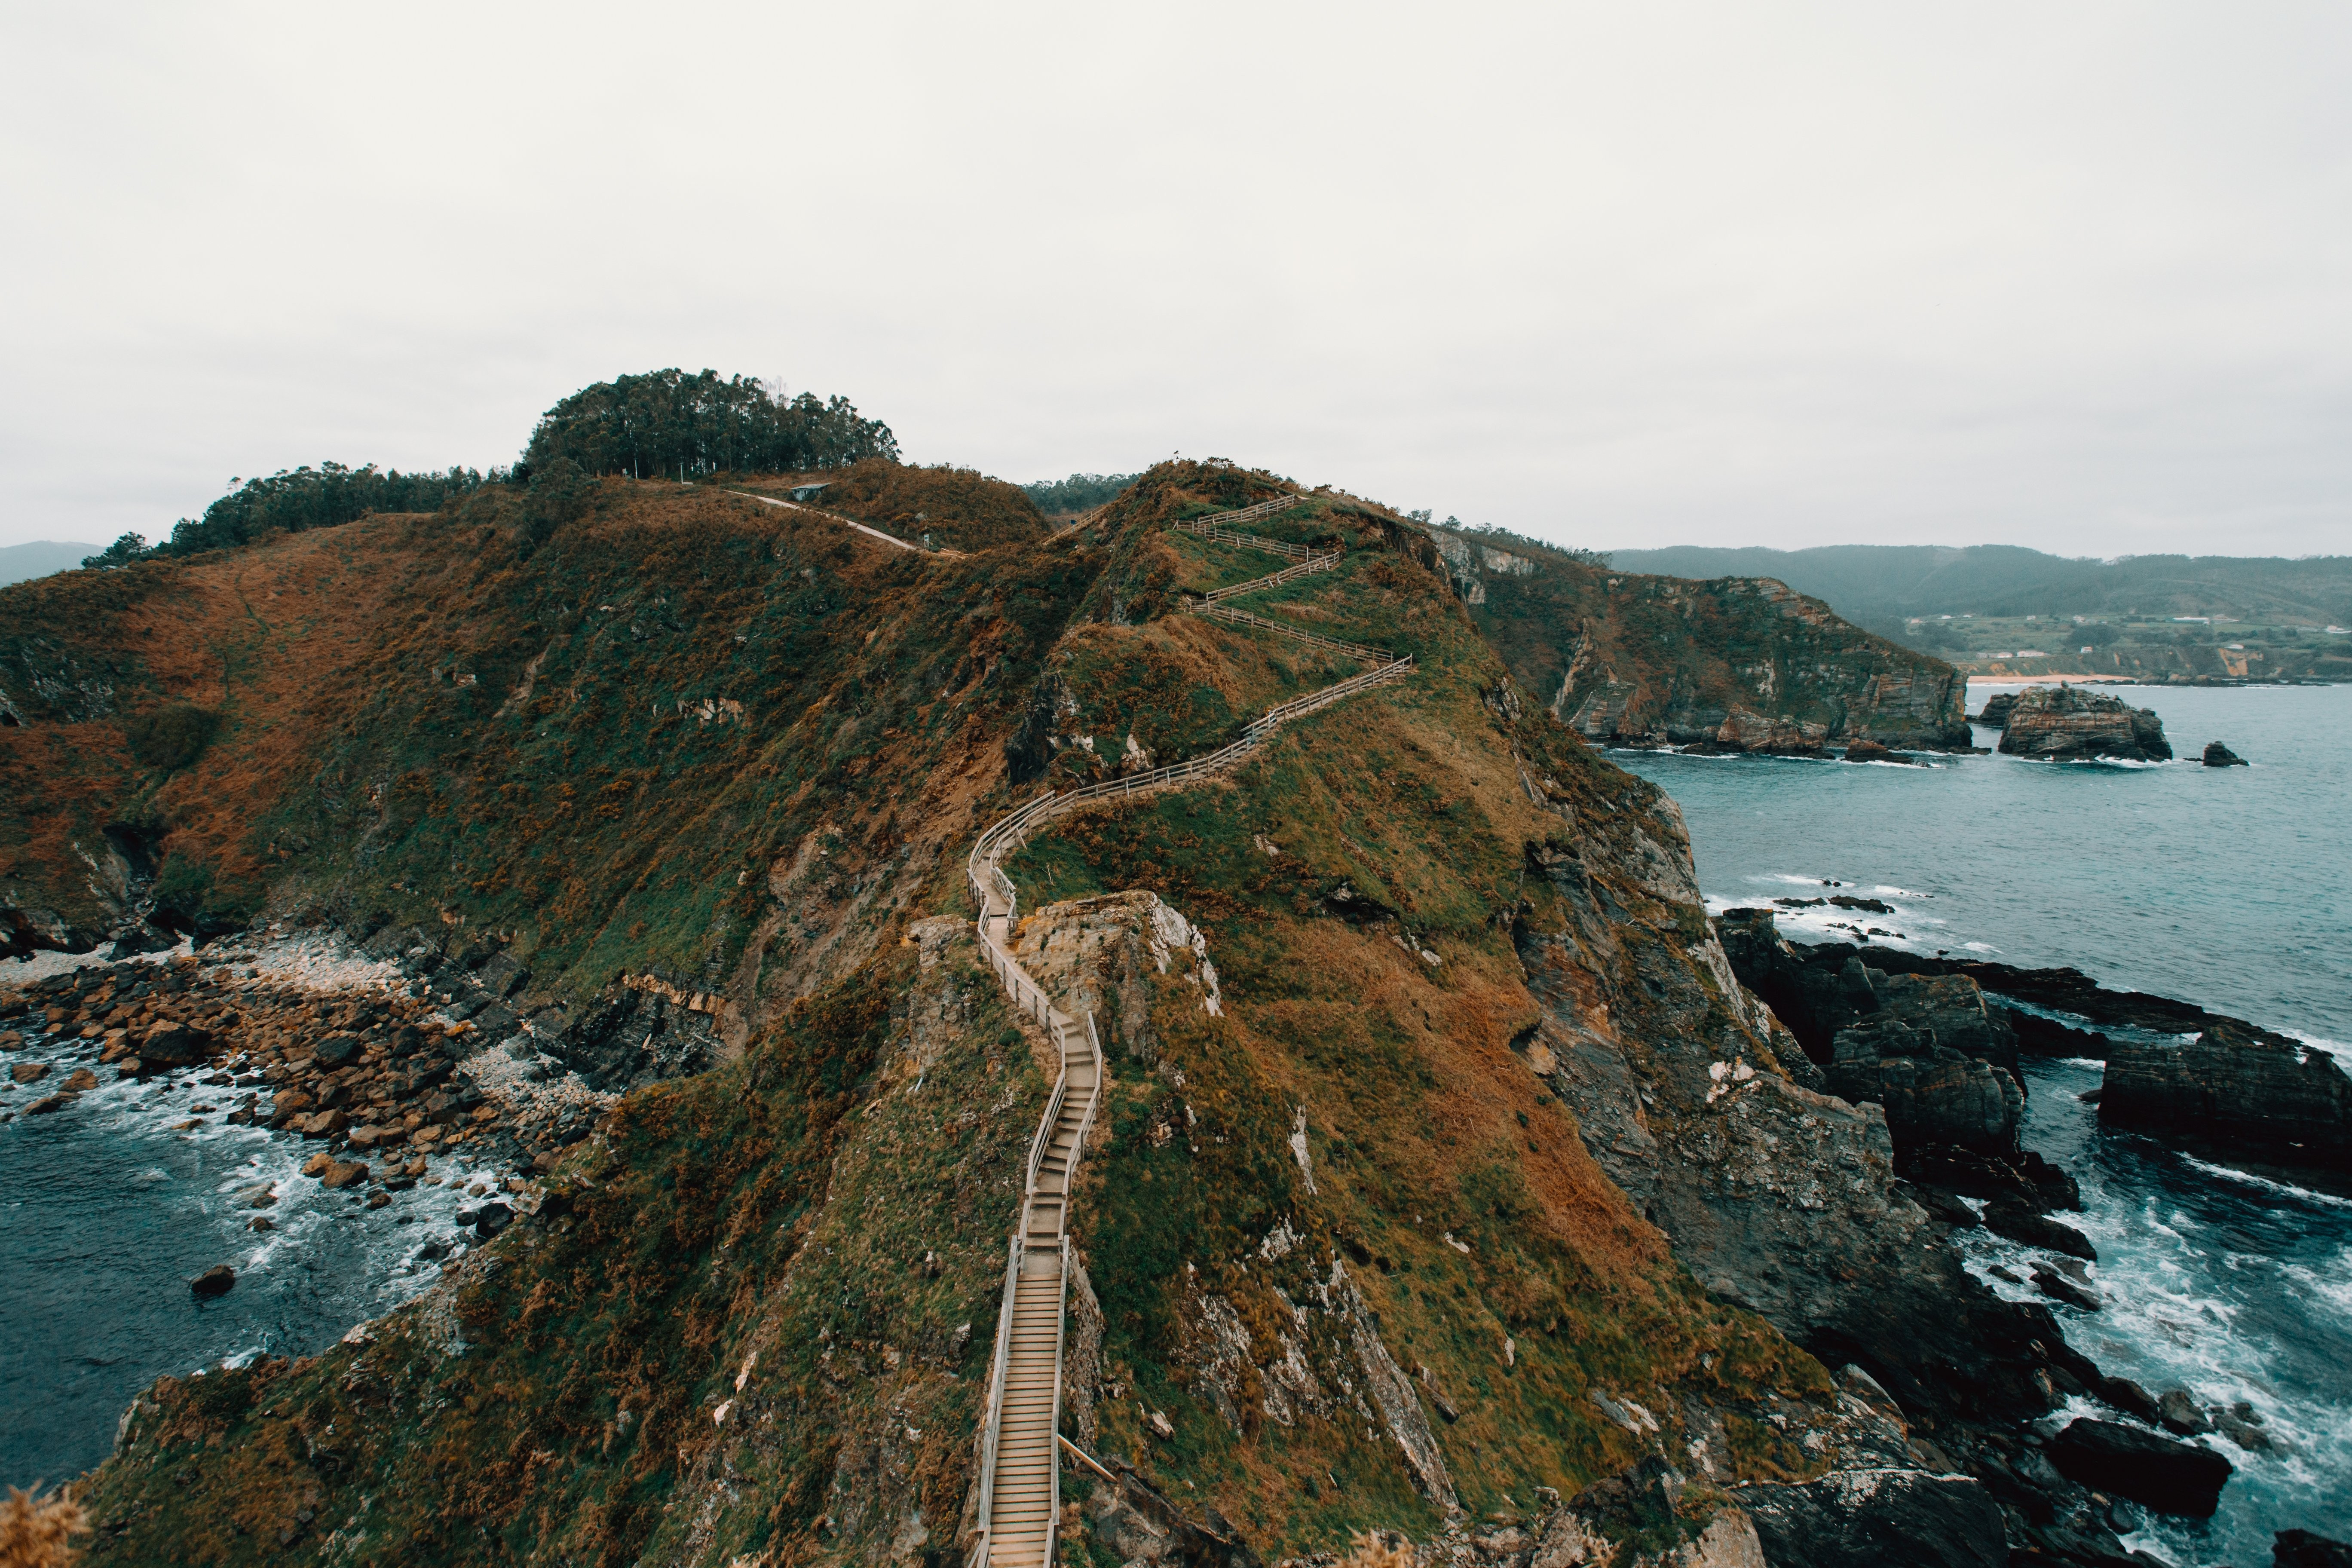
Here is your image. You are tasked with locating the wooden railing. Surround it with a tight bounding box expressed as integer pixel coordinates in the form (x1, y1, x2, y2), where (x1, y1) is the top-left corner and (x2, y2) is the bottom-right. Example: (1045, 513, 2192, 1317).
(1197, 550, 1338, 603)
(969, 1231, 1023, 1563)
(1186, 601, 1396, 665)
(961, 503, 1410, 1567)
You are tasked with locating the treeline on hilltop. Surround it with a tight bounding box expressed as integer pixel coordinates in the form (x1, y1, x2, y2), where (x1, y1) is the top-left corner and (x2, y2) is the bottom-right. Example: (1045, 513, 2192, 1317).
(79, 370, 898, 570)
(1022, 472, 1137, 516)
(521, 369, 897, 482)
(85, 464, 491, 567)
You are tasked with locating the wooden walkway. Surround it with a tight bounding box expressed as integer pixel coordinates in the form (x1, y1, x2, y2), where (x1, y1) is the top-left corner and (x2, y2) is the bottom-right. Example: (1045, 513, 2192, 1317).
(962, 492, 1409, 1568)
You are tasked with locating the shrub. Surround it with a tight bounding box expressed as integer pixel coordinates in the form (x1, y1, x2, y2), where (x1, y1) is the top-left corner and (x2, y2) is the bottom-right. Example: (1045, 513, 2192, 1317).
(123, 704, 220, 770)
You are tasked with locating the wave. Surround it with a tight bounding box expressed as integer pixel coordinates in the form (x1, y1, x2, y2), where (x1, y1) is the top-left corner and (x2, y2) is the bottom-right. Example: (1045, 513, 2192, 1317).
(2179, 1155, 2352, 1212)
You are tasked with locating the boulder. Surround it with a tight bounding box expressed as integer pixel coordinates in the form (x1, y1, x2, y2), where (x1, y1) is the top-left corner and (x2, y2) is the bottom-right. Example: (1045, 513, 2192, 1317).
(138, 1022, 213, 1066)
(2045, 1418, 2231, 1516)
(267, 1089, 315, 1128)
(61, 1067, 97, 1091)
(300, 1150, 335, 1177)
(477, 952, 531, 999)
(2031, 1265, 2101, 1311)
(1982, 1201, 2097, 1260)
(296, 1109, 350, 1139)
(1971, 692, 2017, 728)
(190, 1265, 236, 1298)
(0, 1030, 22, 1050)
(2275, 1530, 2352, 1568)
(2202, 741, 2249, 767)
(1871, 1051, 2022, 1157)
(319, 1160, 370, 1190)
(1843, 739, 1894, 763)
(312, 1034, 366, 1068)
(1733, 1468, 2006, 1568)
(1997, 686, 2171, 762)
(2158, 1388, 2211, 1436)
(474, 1201, 513, 1239)
(11, 1060, 48, 1084)
(25, 1093, 70, 1115)
(2097, 1375, 2164, 1425)
(2101, 1019, 2351, 1177)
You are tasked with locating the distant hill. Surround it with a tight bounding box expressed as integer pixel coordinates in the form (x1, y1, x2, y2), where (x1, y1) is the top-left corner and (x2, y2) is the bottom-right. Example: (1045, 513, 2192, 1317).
(0, 540, 102, 586)
(1604, 544, 2352, 629)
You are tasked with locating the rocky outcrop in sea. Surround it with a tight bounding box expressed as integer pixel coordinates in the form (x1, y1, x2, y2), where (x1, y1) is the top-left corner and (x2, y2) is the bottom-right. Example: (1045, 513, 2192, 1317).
(1721, 926, 2352, 1189)
(1994, 685, 2172, 762)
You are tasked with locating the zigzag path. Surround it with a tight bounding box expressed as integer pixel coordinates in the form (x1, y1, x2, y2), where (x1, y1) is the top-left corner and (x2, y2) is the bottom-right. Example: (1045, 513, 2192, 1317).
(960, 494, 1414, 1568)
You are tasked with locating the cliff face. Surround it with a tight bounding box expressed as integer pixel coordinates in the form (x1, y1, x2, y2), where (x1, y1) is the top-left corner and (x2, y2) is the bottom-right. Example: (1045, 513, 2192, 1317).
(7, 465, 2094, 1565)
(1994, 685, 2172, 762)
(1427, 530, 1971, 753)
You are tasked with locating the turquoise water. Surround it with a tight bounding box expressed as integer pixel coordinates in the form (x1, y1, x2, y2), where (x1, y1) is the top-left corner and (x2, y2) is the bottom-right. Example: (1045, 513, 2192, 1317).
(1624, 683, 2352, 1045)
(0, 1010, 490, 1491)
(1619, 682, 2352, 1566)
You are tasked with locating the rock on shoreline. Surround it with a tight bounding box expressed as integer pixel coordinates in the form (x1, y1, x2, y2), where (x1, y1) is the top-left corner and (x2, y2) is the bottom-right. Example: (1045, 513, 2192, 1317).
(2102, 1019, 2351, 1179)
(1718, 912, 2352, 1185)
(1995, 685, 2172, 762)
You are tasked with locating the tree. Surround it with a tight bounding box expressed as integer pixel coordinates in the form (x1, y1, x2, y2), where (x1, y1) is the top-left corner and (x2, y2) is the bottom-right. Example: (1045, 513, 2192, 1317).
(522, 370, 897, 481)
(1023, 473, 1139, 516)
(83, 533, 149, 569)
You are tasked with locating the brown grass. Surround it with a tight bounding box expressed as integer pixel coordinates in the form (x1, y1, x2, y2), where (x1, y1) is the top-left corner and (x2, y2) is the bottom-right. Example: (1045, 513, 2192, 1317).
(0, 1485, 88, 1568)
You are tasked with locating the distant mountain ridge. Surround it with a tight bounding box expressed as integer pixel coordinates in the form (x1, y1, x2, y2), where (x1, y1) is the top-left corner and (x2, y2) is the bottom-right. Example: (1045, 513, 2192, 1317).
(1605, 543, 2352, 628)
(0, 540, 102, 587)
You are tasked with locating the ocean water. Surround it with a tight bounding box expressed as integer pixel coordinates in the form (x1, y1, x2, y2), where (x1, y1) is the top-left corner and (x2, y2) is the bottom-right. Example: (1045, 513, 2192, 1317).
(0, 1020, 492, 1489)
(1617, 682, 2352, 1565)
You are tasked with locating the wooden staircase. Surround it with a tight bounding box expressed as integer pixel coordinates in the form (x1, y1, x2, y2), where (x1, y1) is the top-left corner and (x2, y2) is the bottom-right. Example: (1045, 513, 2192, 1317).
(966, 861, 1102, 1568)
(961, 491, 1406, 1568)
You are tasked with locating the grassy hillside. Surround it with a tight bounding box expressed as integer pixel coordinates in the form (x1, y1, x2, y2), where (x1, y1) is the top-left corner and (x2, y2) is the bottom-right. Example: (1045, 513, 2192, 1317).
(8, 462, 2081, 1565)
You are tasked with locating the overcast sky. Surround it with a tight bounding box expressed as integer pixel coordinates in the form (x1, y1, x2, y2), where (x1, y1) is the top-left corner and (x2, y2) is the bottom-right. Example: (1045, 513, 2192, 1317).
(3, 3, 2347, 558)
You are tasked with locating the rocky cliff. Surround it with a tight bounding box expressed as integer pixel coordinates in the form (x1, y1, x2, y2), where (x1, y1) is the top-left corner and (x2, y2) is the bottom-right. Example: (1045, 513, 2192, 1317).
(0, 463, 2173, 1566)
(1424, 528, 1971, 754)
(1994, 685, 2172, 762)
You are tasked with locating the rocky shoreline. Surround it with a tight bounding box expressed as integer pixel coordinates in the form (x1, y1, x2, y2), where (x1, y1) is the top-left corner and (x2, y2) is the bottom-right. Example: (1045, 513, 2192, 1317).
(1703, 907, 2352, 1562)
(1719, 919, 2352, 1191)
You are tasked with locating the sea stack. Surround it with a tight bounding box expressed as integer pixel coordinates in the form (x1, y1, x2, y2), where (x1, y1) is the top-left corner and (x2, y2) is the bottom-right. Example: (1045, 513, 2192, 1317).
(1972, 692, 2017, 728)
(2202, 741, 2249, 766)
(1997, 685, 2172, 762)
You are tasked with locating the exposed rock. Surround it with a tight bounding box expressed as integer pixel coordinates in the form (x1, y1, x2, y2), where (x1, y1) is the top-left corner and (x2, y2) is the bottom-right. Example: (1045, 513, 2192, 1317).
(25, 1093, 70, 1115)
(1733, 1467, 2006, 1568)
(312, 1034, 365, 1067)
(2031, 1266, 2100, 1312)
(190, 1265, 236, 1298)
(2044, 1418, 2231, 1516)
(1996, 686, 2171, 762)
(2157, 1388, 2210, 1436)
(319, 1160, 370, 1190)
(1829, 1036, 2021, 1158)
(2275, 1528, 2352, 1568)
(2101, 1018, 2351, 1179)
(474, 1201, 513, 1238)
(1841, 739, 1896, 763)
(137, 1021, 212, 1066)
(2202, 741, 2249, 767)
(1971, 693, 2016, 728)
(1078, 1450, 1262, 1568)
(1981, 1201, 2096, 1260)
(1522, 889, 2097, 1430)
(11, 1060, 49, 1084)
(1475, 553, 1975, 752)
